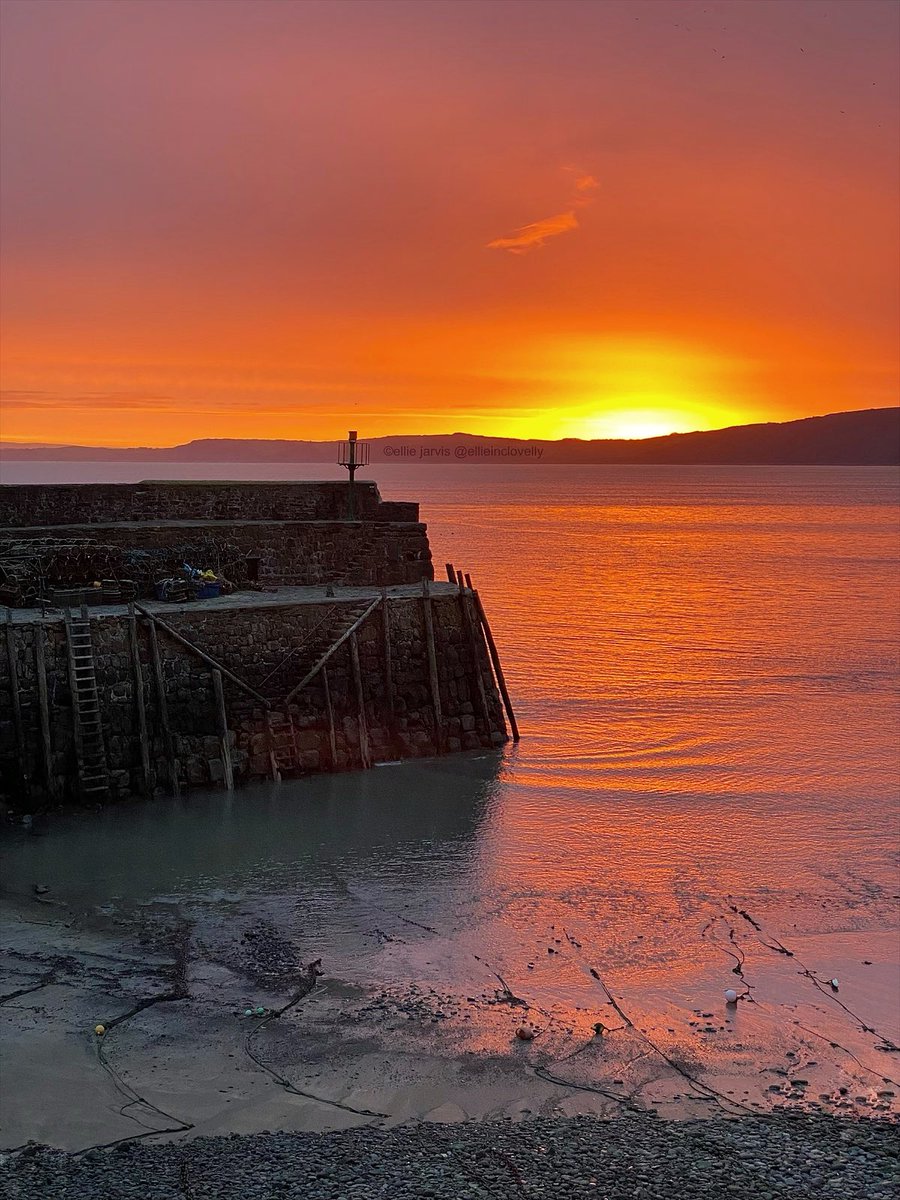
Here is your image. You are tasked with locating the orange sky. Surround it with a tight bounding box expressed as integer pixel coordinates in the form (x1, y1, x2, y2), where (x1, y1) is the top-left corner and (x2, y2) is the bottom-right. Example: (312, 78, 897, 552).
(0, 0, 897, 447)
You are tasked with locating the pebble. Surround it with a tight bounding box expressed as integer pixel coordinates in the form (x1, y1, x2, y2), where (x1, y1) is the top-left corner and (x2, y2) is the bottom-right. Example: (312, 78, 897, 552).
(2, 1112, 897, 1199)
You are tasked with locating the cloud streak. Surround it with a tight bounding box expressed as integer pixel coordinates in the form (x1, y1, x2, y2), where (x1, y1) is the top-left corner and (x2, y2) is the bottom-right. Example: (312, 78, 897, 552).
(487, 209, 579, 255)
(488, 171, 598, 254)
(572, 173, 599, 205)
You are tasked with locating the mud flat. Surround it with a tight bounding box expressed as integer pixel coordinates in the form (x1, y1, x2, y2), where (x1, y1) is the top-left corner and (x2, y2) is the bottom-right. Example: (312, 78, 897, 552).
(1, 858, 898, 1199)
(1, 755, 898, 1160)
(1, 870, 897, 1154)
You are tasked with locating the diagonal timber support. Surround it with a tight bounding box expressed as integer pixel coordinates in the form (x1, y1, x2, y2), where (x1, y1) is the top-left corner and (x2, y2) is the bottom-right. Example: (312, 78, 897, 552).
(281, 595, 383, 704)
(133, 602, 270, 707)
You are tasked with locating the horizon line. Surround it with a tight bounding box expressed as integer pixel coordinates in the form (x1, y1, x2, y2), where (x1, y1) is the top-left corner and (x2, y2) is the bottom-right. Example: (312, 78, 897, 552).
(0, 406, 896, 453)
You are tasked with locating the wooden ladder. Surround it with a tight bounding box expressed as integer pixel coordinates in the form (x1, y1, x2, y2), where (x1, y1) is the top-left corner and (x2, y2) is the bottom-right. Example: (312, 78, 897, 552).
(64, 608, 109, 796)
(266, 710, 300, 781)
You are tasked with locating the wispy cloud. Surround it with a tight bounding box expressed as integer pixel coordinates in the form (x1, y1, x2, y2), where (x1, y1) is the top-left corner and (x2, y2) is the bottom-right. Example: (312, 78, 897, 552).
(0, 390, 175, 411)
(487, 210, 579, 255)
(572, 173, 599, 205)
(488, 169, 598, 254)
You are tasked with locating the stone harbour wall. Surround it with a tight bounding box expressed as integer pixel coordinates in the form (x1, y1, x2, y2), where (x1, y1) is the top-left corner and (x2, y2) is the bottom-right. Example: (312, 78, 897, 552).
(0, 480, 417, 528)
(4, 518, 433, 589)
(0, 592, 508, 807)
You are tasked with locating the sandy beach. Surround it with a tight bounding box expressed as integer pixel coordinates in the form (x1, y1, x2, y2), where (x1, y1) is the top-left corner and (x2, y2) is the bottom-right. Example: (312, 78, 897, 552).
(1, 843, 897, 1155)
(2, 866, 898, 1198)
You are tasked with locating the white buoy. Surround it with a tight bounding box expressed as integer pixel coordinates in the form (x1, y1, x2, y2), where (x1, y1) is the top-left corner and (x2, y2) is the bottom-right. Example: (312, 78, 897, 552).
(724, 989, 738, 1004)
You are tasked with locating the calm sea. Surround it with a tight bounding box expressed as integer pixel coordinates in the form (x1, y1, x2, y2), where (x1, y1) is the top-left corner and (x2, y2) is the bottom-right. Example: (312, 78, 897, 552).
(2, 462, 899, 1079)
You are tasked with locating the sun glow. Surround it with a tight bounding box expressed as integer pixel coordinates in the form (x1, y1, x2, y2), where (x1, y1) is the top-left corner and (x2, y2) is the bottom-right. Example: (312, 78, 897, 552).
(499, 335, 761, 441)
(567, 408, 715, 441)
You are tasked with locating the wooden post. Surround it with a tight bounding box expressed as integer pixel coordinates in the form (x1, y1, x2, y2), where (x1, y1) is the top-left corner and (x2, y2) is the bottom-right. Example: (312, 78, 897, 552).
(445, 563, 457, 583)
(212, 669, 235, 790)
(420, 579, 444, 752)
(322, 664, 338, 769)
(264, 710, 281, 783)
(146, 618, 180, 795)
(457, 576, 492, 734)
(349, 632, 371, 768)
(128, 604, 151, 794)
(4, 610, 29, 791)
(380, 588, 395, 720)
(33, 621, 57, 799)
(472, 587, 520, 742)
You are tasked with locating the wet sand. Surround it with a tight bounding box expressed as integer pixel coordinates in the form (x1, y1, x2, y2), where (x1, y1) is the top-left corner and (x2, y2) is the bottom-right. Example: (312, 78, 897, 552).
(1, 875, 897, 1153)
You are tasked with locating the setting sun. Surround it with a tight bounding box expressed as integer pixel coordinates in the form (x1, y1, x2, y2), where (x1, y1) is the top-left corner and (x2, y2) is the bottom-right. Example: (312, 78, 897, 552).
(496, 335, 761, 441)
(563, 409, 717, 441)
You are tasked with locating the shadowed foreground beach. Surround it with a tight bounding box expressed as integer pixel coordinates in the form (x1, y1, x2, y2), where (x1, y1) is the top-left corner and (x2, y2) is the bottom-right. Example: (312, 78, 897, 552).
(3, 1113, 898, 1200)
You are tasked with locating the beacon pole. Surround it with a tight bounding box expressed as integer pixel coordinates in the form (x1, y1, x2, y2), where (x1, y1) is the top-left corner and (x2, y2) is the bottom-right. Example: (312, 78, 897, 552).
(338, 430, 369, 520)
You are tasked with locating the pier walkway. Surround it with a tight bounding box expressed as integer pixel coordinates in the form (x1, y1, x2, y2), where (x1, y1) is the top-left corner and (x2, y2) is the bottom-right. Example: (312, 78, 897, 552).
(7, 581, 461, 624)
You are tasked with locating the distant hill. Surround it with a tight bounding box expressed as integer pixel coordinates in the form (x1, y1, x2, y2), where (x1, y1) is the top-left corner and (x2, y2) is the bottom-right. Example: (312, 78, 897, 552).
(1, 408, 898, 466)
